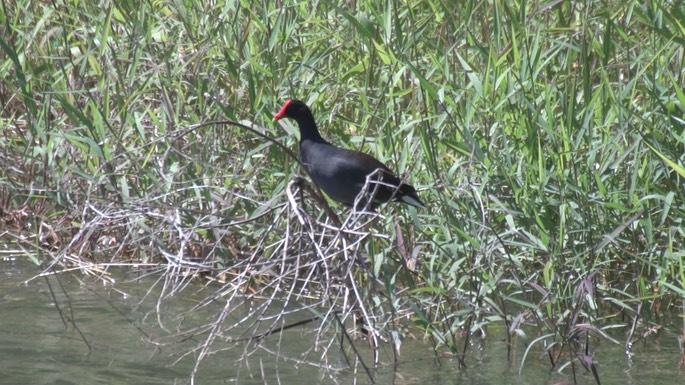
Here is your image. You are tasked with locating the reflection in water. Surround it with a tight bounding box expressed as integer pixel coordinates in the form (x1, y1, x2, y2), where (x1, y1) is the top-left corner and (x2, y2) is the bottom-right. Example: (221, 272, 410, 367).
(0, 258, 681, 385)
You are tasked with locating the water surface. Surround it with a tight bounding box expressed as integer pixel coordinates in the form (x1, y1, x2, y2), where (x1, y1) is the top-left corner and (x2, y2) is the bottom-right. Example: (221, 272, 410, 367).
(0, 258, 681, 384)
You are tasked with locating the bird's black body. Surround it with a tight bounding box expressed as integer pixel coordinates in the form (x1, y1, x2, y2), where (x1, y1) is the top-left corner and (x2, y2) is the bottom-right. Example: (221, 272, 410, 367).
(274, 99, 424, 210)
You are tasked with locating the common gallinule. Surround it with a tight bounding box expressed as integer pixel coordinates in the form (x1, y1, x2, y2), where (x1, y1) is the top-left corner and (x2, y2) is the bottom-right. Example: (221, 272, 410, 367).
(274, 99, 424, 211)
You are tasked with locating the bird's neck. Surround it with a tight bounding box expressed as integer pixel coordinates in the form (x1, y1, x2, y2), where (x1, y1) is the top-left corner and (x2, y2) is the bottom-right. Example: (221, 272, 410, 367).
(296, 116, 328, 145)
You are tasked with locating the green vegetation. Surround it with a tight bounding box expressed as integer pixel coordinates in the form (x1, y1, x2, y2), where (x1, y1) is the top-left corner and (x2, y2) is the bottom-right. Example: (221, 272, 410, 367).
(2, 0, 684, 382)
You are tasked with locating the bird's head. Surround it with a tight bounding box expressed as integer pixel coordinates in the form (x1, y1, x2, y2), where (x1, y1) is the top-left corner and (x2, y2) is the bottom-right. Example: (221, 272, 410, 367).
(273, 99, 311, 121)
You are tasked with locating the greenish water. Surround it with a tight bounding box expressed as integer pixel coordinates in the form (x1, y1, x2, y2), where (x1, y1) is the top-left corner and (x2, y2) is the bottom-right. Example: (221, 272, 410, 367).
(0, 257, 681, 385)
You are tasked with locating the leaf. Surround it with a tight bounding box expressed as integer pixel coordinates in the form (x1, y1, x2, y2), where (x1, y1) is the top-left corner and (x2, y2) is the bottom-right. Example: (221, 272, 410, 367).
(643, 139, 685, 178)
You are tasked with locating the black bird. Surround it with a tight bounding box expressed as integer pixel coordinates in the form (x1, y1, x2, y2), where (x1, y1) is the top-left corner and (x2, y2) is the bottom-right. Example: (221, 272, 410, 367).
(274, 99, 424, 211)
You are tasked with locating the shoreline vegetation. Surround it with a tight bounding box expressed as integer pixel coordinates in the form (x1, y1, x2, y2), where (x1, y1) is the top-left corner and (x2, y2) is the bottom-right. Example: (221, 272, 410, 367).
(2, 0, 684, 383)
